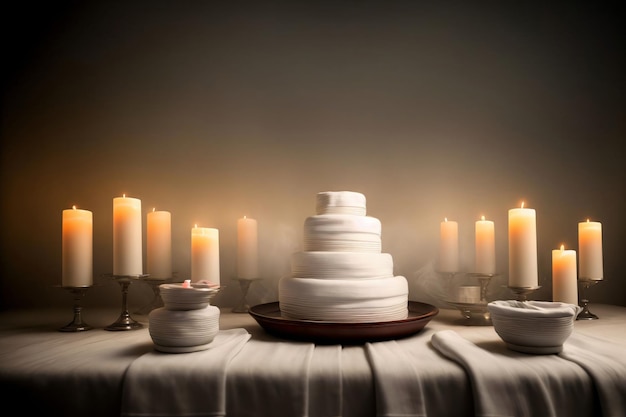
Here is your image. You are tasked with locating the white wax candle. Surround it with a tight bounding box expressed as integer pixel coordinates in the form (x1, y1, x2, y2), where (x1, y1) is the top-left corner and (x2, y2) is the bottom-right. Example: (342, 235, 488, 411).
(508, 202, 538, 288)
(191, 225, 220, 285)
(457, 285, 481, 304)
(62, 206, 93, 287)
(237, 216, 258, 279)
(475, 215, 496, 275)
(578, 219, 603, 280)
(439, 218, 459, 273)
(113, 195, 143, 276)
(552, 244, 578, 305)
(147, 208, 172, 279)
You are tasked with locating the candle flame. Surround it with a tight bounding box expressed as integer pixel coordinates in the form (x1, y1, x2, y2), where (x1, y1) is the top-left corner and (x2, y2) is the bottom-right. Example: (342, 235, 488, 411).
(444, 217, 448, 222)
(560, 244, 565, 251)
(243, 215, 247, 219)
(152, 207, 156, 212)
(521, 201, 525, 208)
(481, 215, 485, 221)
(72, 205, 77, 210)
(586, 218, 590, 223)
(194, 224, 198, 229)
(123, 194, 126, 198)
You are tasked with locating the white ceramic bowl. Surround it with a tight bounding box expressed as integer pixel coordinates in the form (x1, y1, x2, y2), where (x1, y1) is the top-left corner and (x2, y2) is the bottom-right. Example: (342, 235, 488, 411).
(488, 300, 581, 354)
(149, 305, 220, 350)
(159, 283, 218, 310)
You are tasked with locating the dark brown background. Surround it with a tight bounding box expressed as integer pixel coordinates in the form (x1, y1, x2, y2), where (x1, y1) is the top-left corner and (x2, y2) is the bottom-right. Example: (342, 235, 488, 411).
(2, 1, 624, 310)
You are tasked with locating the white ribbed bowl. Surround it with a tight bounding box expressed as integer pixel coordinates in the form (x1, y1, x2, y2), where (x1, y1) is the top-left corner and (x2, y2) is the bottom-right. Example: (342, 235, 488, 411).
(160, 283, 217, 310)
(488, 300, 581, 354)
(149, 305, 220, 349)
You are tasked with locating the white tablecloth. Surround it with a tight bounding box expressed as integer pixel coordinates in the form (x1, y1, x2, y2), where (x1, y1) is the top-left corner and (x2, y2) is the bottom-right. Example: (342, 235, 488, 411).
(0, 304, 625, 417)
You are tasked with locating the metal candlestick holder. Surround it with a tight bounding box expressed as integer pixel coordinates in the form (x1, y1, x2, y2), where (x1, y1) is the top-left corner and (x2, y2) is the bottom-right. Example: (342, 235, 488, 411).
(508, 285, 541, 302)
(135, 276, 178, 315)
(447, 273, 497, 326)
(104, 273, 147, 331)
(577, 278, 602, 320)
(231, 277, 262, 313)
(58, 285, 93, 332)
(472, 273, 496, 303)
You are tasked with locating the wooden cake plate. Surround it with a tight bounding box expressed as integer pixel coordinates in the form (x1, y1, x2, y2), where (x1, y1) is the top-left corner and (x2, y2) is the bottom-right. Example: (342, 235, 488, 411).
(249, 301, 439, 345)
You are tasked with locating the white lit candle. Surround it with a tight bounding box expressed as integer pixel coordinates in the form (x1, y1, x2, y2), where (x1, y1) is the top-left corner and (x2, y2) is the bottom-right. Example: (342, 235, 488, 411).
(457, 285, 481, 304)
(191, 225, 220, 285)
(475, 215, 496, 275)
(578, 219, 603, 280)
(62, 206, 93, 287)
(237, 216, 258, 279)
(147, 208, 172, 279)
(439, 218, 459, 273)
(552, 244, 578, 305)
(113, 195, 143, 276)
(508, 202, 538, 288)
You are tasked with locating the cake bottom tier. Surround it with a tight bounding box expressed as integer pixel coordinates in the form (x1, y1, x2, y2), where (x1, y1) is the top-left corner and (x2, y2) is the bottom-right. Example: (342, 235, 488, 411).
(278, 275, 409, 323)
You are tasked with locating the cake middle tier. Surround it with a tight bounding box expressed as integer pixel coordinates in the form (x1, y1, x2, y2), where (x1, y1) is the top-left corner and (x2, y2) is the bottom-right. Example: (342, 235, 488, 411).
(278, 275, 409, 323)
(303, 214, 382, 252)
(291, 252, 394, 279)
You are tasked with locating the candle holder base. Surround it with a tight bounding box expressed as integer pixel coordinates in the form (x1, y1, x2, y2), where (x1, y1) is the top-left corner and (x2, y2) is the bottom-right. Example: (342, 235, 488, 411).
(446, 273, 497, 326)
(231, 277, 262, 313)
(58, 285, 93, 332)
(447, 301, 492, 326)
(104, 274, 147, 331)
(577, 279, 602, 320)
(508, 285, 541, 302)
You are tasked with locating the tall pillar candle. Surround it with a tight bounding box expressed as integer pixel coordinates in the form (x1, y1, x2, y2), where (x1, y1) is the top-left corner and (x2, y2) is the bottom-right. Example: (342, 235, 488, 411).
(552, 244, 578, 305)
(578, 219, 603, 280)
(237, 216, 258, 278)
(439, 218, 459, 273)
(475, 215, 496, 275)
(113, 195, 143, 276)
(508, 202, 538, 288)
(147, 208, 172, 279)
(191, 225, 220, 285)
(62, 206, 93, 287)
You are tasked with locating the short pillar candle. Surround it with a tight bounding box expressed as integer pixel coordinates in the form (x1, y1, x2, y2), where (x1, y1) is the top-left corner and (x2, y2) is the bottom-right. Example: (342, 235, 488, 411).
(62, 206, 93, 287)
(552, 244, 578, 305)
(113, 195, 143, 276)
(578, 219, 603, 280)
(191, 225, 220, 285)
(508, 202, 538, 288)
(439, 218, 459, 273)
(475, 215, 496, 275)
(147, 209, 172, 279)
(237, 216, 258, 279)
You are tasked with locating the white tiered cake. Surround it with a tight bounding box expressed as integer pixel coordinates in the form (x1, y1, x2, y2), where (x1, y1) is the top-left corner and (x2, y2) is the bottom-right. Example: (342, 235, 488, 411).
(278, 191, 409, 323)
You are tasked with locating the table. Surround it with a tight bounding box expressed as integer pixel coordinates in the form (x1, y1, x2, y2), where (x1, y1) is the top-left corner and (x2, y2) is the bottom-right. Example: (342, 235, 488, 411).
(0, 304, 624, 417)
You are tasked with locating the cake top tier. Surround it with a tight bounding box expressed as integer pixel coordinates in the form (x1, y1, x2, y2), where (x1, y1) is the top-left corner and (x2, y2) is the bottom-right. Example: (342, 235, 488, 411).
(316, 191, 366, 215)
